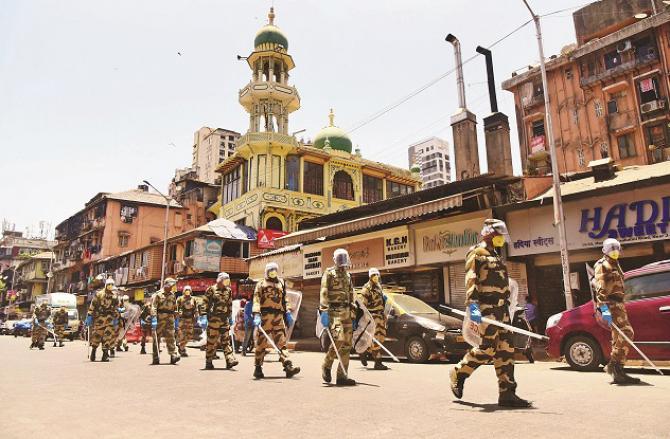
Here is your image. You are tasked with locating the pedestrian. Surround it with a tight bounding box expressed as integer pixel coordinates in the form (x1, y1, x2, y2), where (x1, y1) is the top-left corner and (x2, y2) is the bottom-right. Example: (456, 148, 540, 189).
(85, 278, 120, 362)
(320, 248, 356, 386)
(30, 303, 51, 350)
(241, 298, 254, 356)
(112, 293, 129, 355)
(52, 306, 69, 347)
(357, 267, 388, 370)
(176, 285, 198, 357)
(233, 299, 245, 353)
(200, 272, 238, 370)
(524, 295, 539, 334)
(151, 278, 180, 365)
(251, 262, 300, 379)
(449, 219, 531, 407)
(139, 299, 152, 355)
(595, 238, 640, 385)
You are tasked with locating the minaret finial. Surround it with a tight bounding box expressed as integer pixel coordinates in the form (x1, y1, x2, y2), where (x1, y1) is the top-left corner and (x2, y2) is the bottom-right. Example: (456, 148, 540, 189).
(268, 7, 275, 25)
(328, 108, 335, 127)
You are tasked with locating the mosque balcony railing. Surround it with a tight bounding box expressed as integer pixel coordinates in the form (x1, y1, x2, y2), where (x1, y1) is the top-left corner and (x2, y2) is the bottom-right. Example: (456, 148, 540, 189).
(237, 132, 299, 148)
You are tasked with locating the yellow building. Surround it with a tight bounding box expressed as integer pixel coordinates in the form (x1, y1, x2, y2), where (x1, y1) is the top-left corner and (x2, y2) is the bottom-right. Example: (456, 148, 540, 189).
(214, 8, 420, 232)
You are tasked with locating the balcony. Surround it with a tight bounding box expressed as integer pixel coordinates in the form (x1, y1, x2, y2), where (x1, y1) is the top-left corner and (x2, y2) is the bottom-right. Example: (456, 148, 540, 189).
(580, 52, 658, 87)
(237, 132, 299, 149)
(522, 93, 545, 110)
(220, 256, 248, 274)
(239, 80, 300, 111)
(607, 110, 637, 132)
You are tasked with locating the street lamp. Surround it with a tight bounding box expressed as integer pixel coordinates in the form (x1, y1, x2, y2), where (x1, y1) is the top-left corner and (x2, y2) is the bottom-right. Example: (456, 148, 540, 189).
(143, 180, 171, 288)
(522, 0, 574, 310)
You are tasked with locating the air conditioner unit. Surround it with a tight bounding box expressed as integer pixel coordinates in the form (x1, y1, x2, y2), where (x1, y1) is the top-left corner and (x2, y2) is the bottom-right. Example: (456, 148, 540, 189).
(641, 100, 666, 114)
(617, 40, 632, 53)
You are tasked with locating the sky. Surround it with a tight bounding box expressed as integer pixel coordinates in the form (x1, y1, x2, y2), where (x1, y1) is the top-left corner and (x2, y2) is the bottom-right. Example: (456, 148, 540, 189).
(0, 0, 592, 236)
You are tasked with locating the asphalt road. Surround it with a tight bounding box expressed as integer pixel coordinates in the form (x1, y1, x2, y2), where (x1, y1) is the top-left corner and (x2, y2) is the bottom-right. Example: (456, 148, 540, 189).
(0, 336, 668, 439)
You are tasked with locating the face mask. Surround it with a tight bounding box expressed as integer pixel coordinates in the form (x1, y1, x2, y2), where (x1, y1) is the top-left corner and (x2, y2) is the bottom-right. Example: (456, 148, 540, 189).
(608, 250, 620, 260)
(184, 291, 191, 296)
(492, 235, 506, 248)
(105, 285, 113, 291)
(371, 275, 380, 284)
(268, 271, 278, 279)
(223, 279, 231, 287)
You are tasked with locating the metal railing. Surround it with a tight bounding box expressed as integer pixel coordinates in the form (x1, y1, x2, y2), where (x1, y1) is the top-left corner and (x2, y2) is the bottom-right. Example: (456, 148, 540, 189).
(581, 53, 658, 87)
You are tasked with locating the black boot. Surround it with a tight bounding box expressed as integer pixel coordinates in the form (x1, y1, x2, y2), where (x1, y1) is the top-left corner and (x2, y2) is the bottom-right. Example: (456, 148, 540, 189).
(226, 357, 239, 369)
(213, 354, 220, 360)
(374, 359, 389, 370)
(336, 376, 356, 386)
(618, 364, 641, 384)
(101, 349, 109, 362)
(53, 341, 57, 347)
(90, 347, 97, 362)
(170, 354, 181, 365)
(109, 349, 115, 358)
(181, 350, 189, 357)
(205, 359, 214, 370)
(360, 351, 369, 367)
(254, 365, 264, 379)
(38, 344, 45, 350)
(151, 357, 160, 365)
(449, 368, 465, 399)
(322, 366, 332, 383)
(283, 361, 301, 378)
(59, 341, 64, 347)
(498, 391, 532, 408)
(124, 345, 129, 352)
(606, 361, 627, 385)
(29, 342, 35, 349)
(140, 345, 146, 355)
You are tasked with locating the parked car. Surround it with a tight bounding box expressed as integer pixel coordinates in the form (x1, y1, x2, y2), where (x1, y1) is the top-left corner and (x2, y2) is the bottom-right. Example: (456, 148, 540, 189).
(546, 260, 670, 371)
(1, 320, 19, 335)
(319, 292, 469, 363)
(13, 319, 33, 337)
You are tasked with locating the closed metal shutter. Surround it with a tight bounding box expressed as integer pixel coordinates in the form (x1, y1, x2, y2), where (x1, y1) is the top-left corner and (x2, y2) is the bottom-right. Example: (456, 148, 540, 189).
(448, 263, 467, 310)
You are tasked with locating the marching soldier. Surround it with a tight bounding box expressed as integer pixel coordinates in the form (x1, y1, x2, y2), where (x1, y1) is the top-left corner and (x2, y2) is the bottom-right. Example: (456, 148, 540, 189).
(85, 278, 119, 362)
(151, 278, 180, 365)
(30, 302, 51, 350)
(449, 219, 531, 407)
(357, 268, 388, 370)
(320, 248, 357, 386)
(114, 294, 129, 353)
(251, 262, 300, 379)
(176, 285, 198, 357)
(139, 299, 152, 355)
(200, 272, 238, 370)
(595, 238, 640, 385)
(52, 306, 69, 347)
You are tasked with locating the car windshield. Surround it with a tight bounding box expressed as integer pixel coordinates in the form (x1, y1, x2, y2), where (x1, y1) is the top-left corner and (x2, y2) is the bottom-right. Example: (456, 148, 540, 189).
(391, 295, 437, 315)
(68, 310, 78, 320)
(625, 271, 670, 301)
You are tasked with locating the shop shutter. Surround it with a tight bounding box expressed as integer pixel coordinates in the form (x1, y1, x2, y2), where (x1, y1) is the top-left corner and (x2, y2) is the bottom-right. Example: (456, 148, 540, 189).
(448, 263, 467, 310)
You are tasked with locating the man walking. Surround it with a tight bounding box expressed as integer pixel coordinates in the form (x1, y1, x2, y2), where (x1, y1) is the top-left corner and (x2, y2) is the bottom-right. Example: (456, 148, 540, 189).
(52, 306, 69, 347)
(85, 278, 119, 362)
(176, 285, 198, 357)
(357, 268, 388, 370)
(200, 272, 238, 370)
(151, 278, 180, 365)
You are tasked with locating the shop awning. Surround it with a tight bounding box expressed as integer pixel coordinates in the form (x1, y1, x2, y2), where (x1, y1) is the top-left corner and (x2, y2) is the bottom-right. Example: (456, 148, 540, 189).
(276, 194, 463, 247)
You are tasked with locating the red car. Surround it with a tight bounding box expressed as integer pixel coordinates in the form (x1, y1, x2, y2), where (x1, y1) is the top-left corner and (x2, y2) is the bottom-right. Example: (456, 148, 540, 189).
(546, 260, 670, 371)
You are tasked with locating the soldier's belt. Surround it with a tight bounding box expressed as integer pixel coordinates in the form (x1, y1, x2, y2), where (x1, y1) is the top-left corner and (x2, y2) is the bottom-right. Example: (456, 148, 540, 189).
(157, 310, 174, 314)
(260, 307, 282, 314)
(368, 307, 384, 313)
(328, 303, 350, 309)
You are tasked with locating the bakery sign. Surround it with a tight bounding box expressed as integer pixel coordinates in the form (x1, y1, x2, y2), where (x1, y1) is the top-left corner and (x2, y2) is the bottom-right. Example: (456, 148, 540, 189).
(303, 249, 322, 279)
(383, 230, 414, 269)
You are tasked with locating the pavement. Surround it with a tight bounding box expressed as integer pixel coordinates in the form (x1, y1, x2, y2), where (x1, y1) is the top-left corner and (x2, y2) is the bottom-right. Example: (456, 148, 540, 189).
(1, 336, 669, 439)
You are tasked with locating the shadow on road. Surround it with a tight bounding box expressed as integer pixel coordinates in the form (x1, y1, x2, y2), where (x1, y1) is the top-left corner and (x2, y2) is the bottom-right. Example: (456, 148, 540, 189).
(550, 365, 669, 376)
(321, 381, 380, 388)
(452, 400, 537, 413)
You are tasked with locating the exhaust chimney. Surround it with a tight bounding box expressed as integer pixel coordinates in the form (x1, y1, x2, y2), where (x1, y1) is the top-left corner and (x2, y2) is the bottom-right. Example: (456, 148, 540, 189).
(475, 46, 498, 113)
(446, 33, 480, 180)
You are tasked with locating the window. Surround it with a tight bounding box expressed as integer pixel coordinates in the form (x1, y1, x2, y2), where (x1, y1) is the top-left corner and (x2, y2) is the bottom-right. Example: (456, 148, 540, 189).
(185, 240, 194, 257)
(625, 271, 670, 301)
(257, 154, 267, 187)
(386, 181, 414, 199)
(333, 171, 354, 200)
(607, 99, 618, 114)
(638, 77, 660, 104)
(118, 233, 130, 248)
(222, 240, 242, 258)
(265, 216, 283, 231)
(647, 124, 668, 149)
(169, 245, 177, 262)
(532, 82, 543, 96)
(604, 50, 621, 70)
(600, 142, 609, 158)
(228, 135, 235, 141)
(594, 100, 603, 118)
(174, 212, 182, 228)
(363, 175, 383, 204)
(617, 134, 636, 159)
(241, 160, 248, 195)
(242, 242, 250, 259)
(223, 166, 241, 204)
(531, 119, 545, 137)
(303, 161, 323, 195)
(285, 155, 300, 191)
(271, 155, 281, 189)
(565, 68, 573, 79)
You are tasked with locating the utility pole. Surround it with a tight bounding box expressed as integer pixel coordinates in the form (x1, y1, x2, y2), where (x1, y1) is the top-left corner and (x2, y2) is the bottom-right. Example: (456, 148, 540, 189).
(522, 0, 574, 309)
(143, 180, 171, 288)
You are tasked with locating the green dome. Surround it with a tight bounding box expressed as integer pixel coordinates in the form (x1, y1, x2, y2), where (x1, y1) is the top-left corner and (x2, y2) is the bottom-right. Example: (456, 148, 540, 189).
(254, 25, 289, 50)
(410, 164, 421, 173)
(313, 109, 352, 153)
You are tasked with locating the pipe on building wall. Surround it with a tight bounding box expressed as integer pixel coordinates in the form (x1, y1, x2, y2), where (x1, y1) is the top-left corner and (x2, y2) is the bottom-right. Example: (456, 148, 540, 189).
(475, 46, 499, 113)
(446, 34, 467, 109)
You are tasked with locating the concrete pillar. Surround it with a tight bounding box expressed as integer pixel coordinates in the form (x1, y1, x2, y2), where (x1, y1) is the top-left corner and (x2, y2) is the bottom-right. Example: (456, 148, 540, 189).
(451, 109, 480, 180)
(484, 112, 513, 177)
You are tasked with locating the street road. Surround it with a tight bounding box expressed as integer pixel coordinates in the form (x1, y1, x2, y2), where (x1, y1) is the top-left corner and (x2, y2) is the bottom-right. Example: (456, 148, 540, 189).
(0, 336, 668, 438)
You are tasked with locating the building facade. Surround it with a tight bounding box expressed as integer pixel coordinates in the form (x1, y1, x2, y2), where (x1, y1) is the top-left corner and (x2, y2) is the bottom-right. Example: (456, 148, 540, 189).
(502, 0, 670, 176)
(408, 137, 452, 188)
(0, 231, 55, 306)
(192, 127, 241, 184)
(214, 8, 420, 239)
(14, 252, 54, 307)
(169, 167, 220, 229)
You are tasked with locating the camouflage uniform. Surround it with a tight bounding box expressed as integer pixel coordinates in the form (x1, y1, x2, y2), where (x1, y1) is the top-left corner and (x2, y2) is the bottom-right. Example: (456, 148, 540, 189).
(252, 277, 295, 371)
(176, 295, 198, 355)
(151, 288, 179, 363)
(200, 284, 236, 366)
(357, 280, 386, 362)
(87, 289, 120, 358)
(453, 243, 517, 395)
(320, 266, 356, 381)
(53, 307, 69, 346)
(113, 297, 128, 353)
(594, 256, 633, 364)
(31, 304, 51, 349)
(139, 303, 152, 354)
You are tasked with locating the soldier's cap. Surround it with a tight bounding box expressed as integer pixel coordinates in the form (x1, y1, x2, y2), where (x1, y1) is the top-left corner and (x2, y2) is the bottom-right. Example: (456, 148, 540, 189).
(369, 268, 380, 277)
(164, 277, 177, 287)
(105, 278, 115, 286)
(480, 218, 509, 238)
(265, 262, 279, 272)
(217, 272, 230, 282)
(183, 285, 192, 291)
(602, 237, 621, 254)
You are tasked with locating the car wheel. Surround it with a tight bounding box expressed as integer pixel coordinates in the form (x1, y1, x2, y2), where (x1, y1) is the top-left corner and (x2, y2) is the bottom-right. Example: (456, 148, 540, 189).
(405, 337, 429, 363)
(564, 335, 602, 371)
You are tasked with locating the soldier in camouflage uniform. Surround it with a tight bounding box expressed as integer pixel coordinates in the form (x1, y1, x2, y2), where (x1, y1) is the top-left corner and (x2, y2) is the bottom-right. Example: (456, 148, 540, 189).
(595, 238, 640, 385)
(251, 262, 300, 379)
(113, 294, 129, 353)
(320, 248, 357, 386)
(139, 299, 152, 355)
(200, 272, 238, 370)
(151, 278, 180, 365)
(85, 278, 119, 362)
(357, 267, 388, 370)
(52, 306, 69, 347)
(450, 219, 531, 407)
(176, 285, 198, 357)
(30, 303, 51, 350)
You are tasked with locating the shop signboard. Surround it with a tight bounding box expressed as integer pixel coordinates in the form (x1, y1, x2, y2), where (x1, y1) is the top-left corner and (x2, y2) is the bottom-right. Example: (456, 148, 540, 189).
(249, 249, 303, 279)
(322, 238, 384, 274)
(257, 229, 288, 249)
(414, 216, 486, 265)
(507, 184, 670, 256)
(192, 238, 222, 272)
(383, 229, 414, 269)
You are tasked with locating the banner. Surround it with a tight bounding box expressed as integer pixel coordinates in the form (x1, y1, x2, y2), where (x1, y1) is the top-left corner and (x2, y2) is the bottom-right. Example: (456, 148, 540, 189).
(257, 229, 288, 249)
